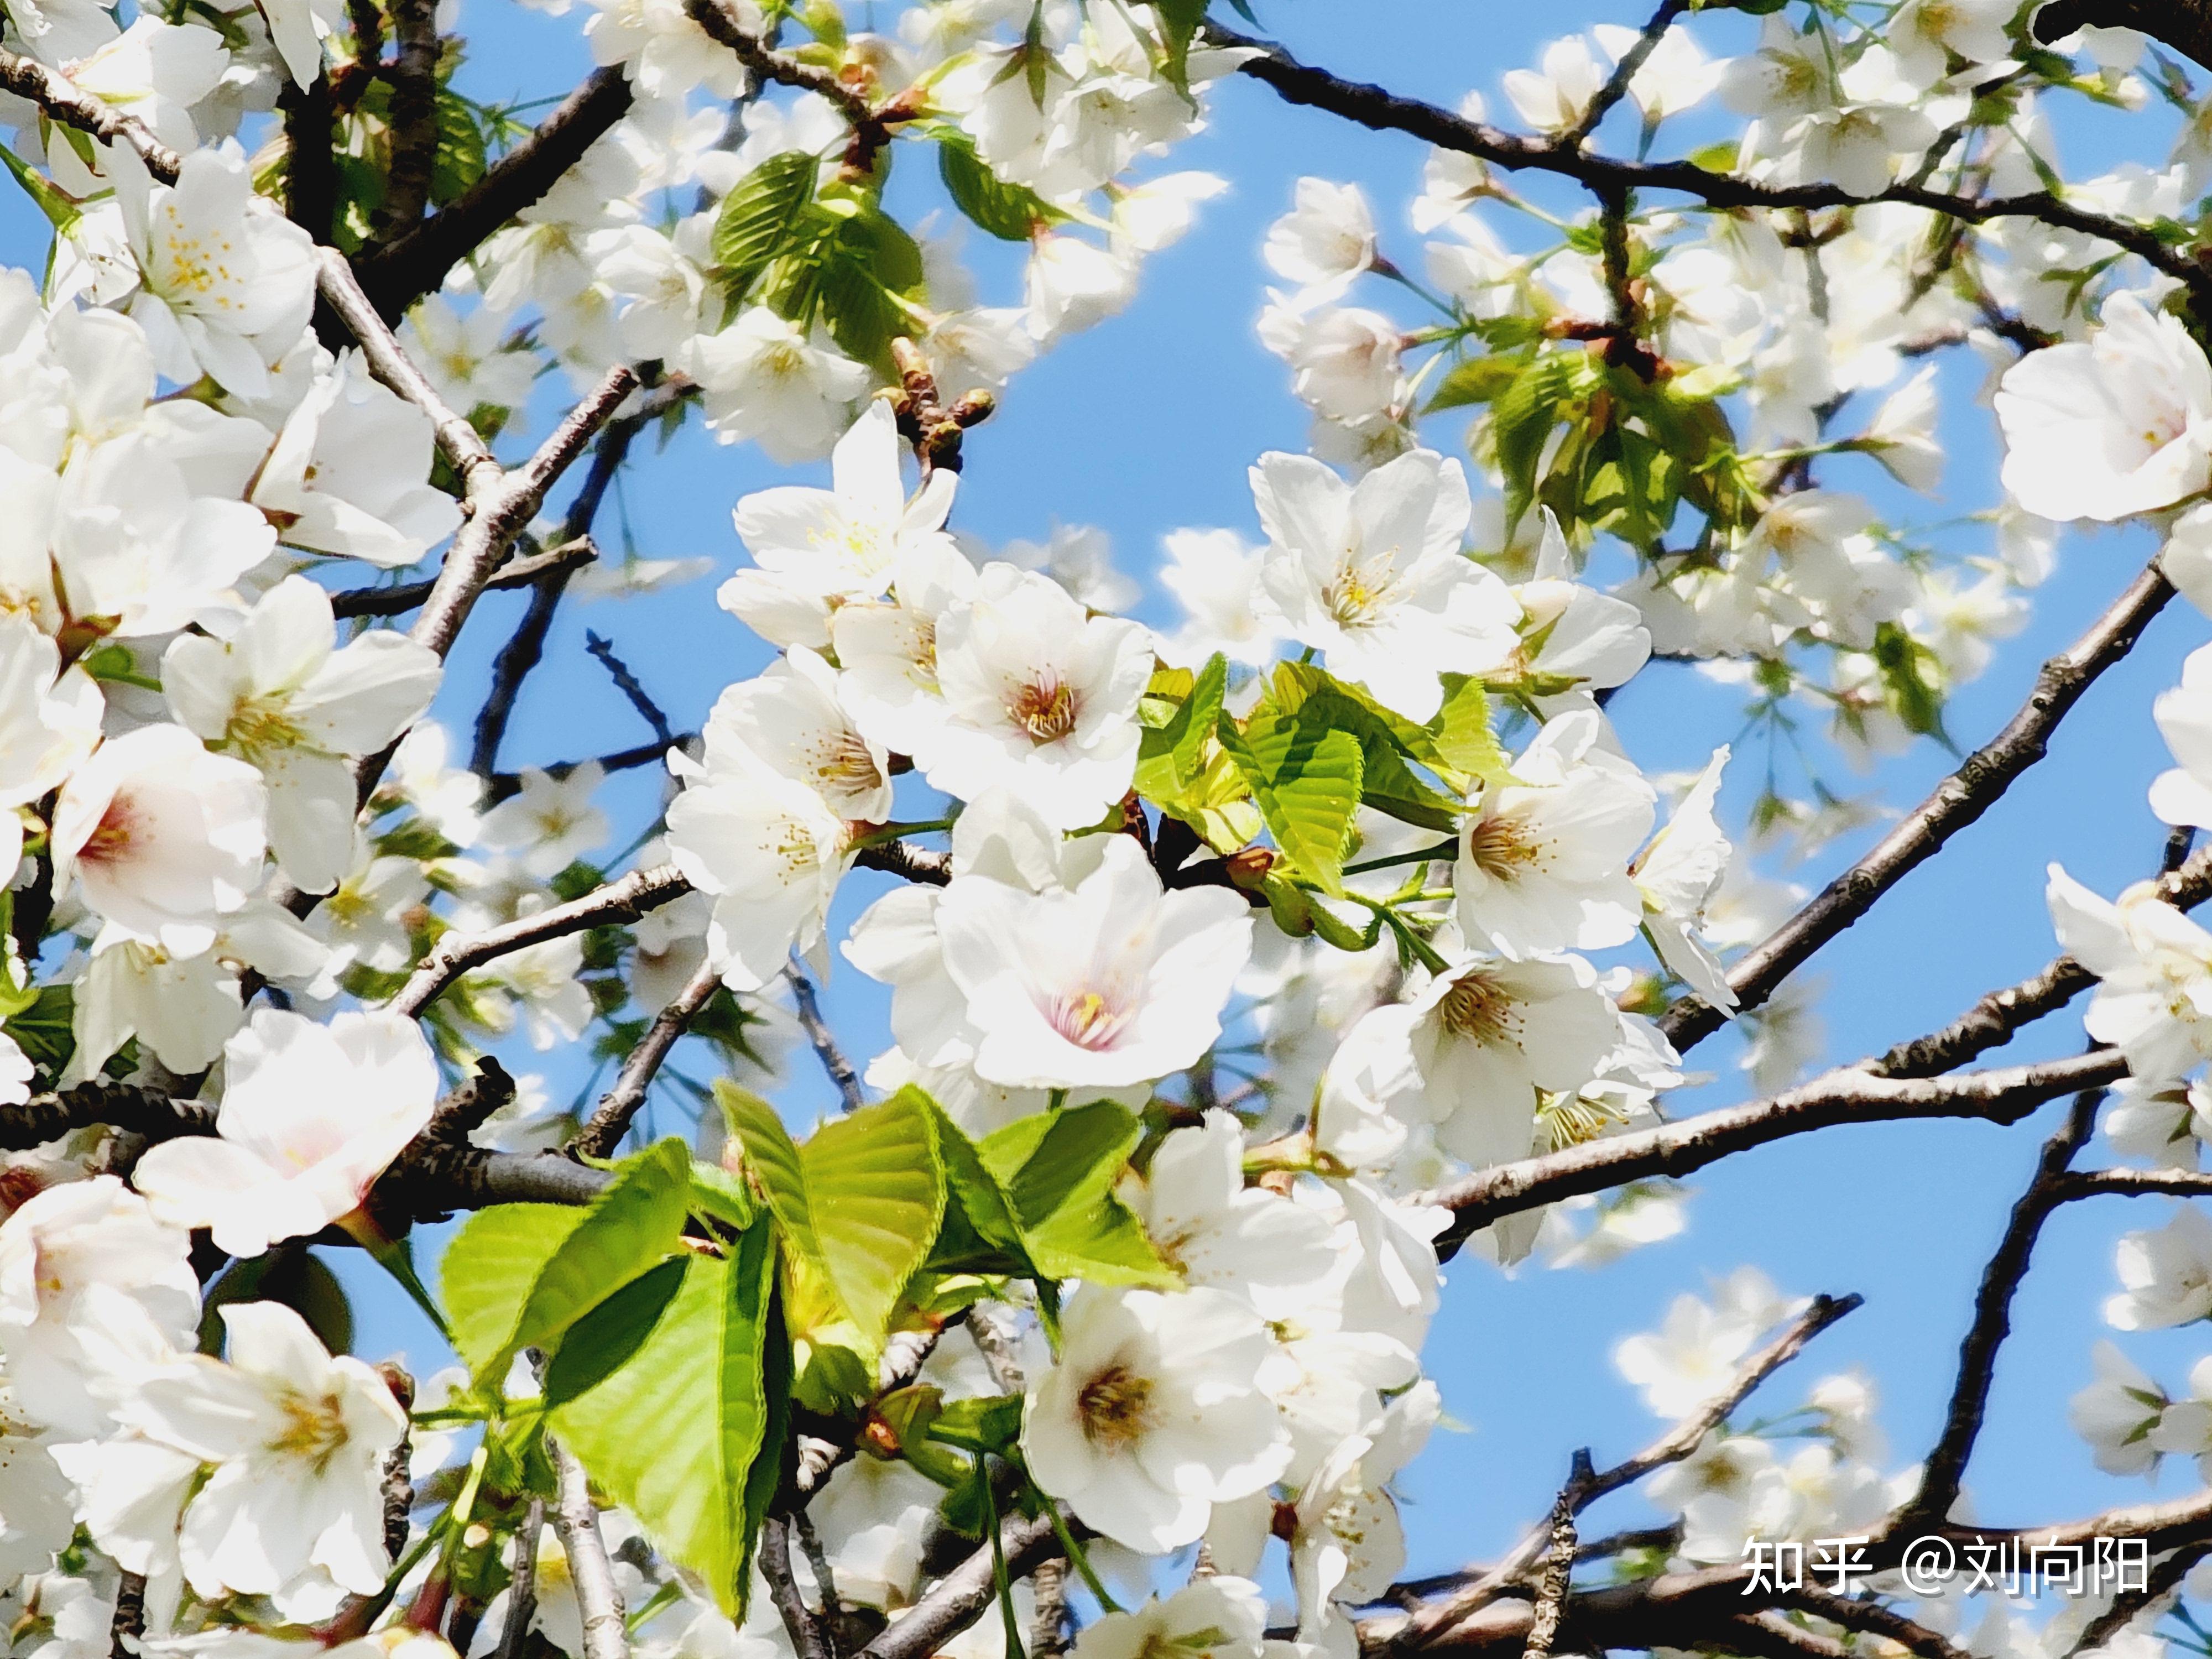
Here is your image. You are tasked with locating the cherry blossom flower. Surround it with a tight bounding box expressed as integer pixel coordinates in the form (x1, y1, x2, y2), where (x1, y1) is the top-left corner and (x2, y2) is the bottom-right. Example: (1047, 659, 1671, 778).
(1022, 1284, 1291, 1551)
(1253, 447, 1520, 722)
(164, 576, 442, 894)
(919, 563, 1154, 829)
(51, 725, 269, 956)
(1996, 292, 2212, 523)
(131, 1009, 440, 1258)
(932, 834, 1252, 1090)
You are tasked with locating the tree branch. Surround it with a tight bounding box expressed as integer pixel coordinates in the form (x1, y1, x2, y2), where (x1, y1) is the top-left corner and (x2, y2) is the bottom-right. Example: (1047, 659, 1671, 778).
(789, 964, 864, 1113)
(1395, 1293, 1860, 1650)
(330, 537, 600, 620)
(0, 1081, 215, 1151)
(854, 1514, 1059, 1659)
(1871, 844, 2212, 1079)
(1659, 561, 2176, 1052)
(573, 956, 723, 1159)
(1208, 29, 2212, 307)
(762, 1516, 838, 1659)
(1903, 1084, 2103, 1526)
(355, 66, 635, 319)
(680, 0, 900, 169)
(548, 1434, 628, 1659)
(1430, 1050, 2124, 1255)
(494, 1500, 546, 1659)
(369, 0, 440, 242)
(390, 864, 692, 1015)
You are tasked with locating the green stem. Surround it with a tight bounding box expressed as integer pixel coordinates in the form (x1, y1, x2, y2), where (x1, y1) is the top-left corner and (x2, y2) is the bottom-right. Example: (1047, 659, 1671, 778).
(978, 1457, 1028, 1659)
(1035, 1485, 1121, 1613)
(1342, 839, 1458, 878)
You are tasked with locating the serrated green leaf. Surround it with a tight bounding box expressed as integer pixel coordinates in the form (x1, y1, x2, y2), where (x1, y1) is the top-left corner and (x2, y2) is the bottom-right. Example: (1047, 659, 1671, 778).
(442, 1204, 585, 1376)
(1425, 352, 1527, 415)
(800, 1088, 946, 1345)
(713, 150, 820, 298)
(689, 1160, 757, 1233)
(1218, 708, 1363, 895)
(471, 1138, 693, 1388)
(717, 1081, 818, 1254)
(937, 134, 1057, 241)
(1135, 651, 1229, 804)
(540, 1255, 686, 1406)
(979, 1101, 1176, 1288)
(1429, 676, 1513, 784)
(1268, 663, 1468, 831)
(552, 1223, 779, 1617)
(1491, 350, 1575, 533)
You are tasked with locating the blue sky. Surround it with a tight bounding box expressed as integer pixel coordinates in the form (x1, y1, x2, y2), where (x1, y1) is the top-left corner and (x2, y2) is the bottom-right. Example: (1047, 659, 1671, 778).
(222, 0, 2212, 1592)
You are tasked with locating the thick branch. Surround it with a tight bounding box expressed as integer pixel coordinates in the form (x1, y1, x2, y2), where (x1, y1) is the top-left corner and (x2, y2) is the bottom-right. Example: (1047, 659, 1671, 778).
(854, 1515, 1059, 1659)
(356, 67, 636, 319)
(1660, 562, 2176, 1051)
(370, 0, 440, 241)
(1, 1081, 215, 1151)
(853, 840, 952, 886)
(0, 48, 184, 175)
(1430, 1050, 2124, 1254)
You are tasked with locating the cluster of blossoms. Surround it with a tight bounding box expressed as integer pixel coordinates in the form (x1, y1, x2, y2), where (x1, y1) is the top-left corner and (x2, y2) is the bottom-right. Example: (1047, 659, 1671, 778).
(14, 1, 2212, 1659)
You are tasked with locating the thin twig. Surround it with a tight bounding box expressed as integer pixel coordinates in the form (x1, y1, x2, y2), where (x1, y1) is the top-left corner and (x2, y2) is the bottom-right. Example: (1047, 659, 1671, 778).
(1520, 1453, 1587, 1659)
(1903, 1084, 2104, 1527)
(763, 1516, 838, 1659)
(1399, 1295, 1859, 1648)
(586, 632, 675, 745)
(1660, 561, 2176, 1051)
(1871, 843, 2212, 1079)
(494, 1500, 546, 1659)
(1562, 0, 1688, 146)
(573, 956, 723, 1158)
(789, 964, 864, 1113)
(1429, 1049, 2124, 1254)
(486, 735, 691, 805)
(390, 864, 692, 1015)
(330, 538, 599, 620)
(1207, 29, 2212, 306)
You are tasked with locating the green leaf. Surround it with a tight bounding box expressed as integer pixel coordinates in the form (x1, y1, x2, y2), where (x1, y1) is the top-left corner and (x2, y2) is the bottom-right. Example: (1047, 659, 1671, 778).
(431, 89, 487, 205)
(800, 1088, 946, 1345)
(442, 1204, 585, 1376)
(1425, 353, 1527, 415)
(917, 1094, 1036, 1277)
(1153, 0, 1209, 93)
(1490, 350, 1576, 532)
(937, 134, 1058, 241)
(471, 1139, 693, 1388)
(1268, 663, 1468, 831)
(717, 1082, 818, 1256)
(928, 1393, 1024, 1454)
(979, 1101, 1176, 1288)
(1135, 653, 1228, 806)
(1218, 707, 1363, 895)
(1428, 676, 1513, 786)
(540, 1255, 687, 1406)
(713, 150, 821, 299)
(689, 1160, 758, 1233)
(552, 1223, 780, 1616)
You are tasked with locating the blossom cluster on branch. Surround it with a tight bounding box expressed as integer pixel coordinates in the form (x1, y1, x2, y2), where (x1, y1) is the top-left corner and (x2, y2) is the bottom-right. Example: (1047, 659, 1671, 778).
(13, 6, 2212, 1659)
